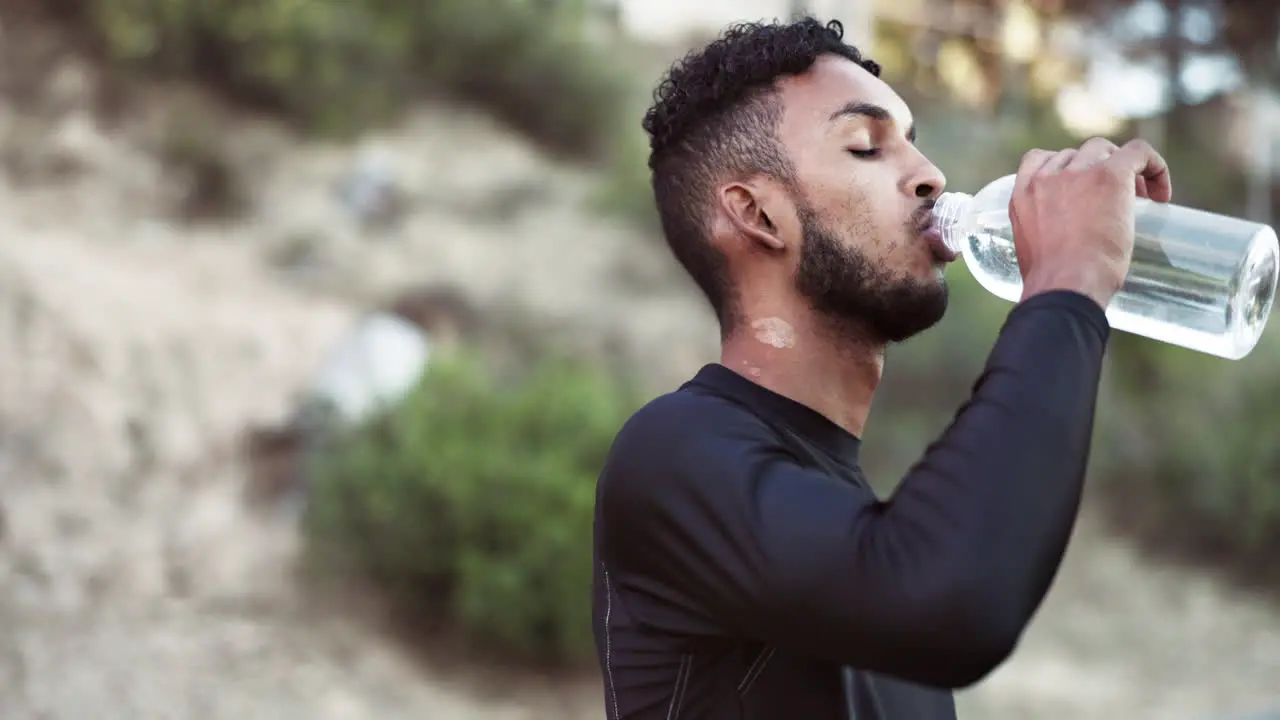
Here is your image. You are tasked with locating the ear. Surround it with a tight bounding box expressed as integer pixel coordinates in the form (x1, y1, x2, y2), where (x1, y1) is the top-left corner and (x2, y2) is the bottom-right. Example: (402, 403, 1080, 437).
(715, 180, 789, 252)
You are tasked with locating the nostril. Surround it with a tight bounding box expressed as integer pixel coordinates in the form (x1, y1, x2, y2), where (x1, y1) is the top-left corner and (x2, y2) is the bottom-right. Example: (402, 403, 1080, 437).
(914, 183, 935, 199)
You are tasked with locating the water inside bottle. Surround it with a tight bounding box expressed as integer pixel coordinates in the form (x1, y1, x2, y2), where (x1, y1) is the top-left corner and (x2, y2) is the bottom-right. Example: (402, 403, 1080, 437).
(958, 200, 1279, 360)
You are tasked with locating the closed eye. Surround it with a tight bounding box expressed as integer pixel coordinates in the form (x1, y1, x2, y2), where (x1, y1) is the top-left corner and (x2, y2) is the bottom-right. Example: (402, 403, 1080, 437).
(847, 148, 880, 159)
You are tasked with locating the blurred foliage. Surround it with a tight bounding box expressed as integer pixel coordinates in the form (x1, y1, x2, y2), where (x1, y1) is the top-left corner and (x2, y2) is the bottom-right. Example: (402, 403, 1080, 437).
(1054, 0, 1279, 81)
(1094, 329, 1280, 575)
(589, 43, 678, 233)
(70, 0, 630, 157)
(594, 105, 662, 232)
(304, 347, 639, 665)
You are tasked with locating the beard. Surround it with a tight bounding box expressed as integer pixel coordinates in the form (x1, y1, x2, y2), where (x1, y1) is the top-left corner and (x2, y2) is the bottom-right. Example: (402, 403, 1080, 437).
(794, 205, 948, 345)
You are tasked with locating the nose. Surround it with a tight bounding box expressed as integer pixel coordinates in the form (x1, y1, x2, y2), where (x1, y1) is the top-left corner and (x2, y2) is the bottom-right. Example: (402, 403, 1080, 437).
(906, 153, 946, 201)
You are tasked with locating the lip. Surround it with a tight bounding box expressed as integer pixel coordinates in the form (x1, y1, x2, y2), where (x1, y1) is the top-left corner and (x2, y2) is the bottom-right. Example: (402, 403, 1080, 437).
(920, 224, 958, 263)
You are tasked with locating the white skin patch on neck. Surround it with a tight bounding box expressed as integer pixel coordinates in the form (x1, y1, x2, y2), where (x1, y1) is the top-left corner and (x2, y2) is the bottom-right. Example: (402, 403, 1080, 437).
(751, 317, 796, 349)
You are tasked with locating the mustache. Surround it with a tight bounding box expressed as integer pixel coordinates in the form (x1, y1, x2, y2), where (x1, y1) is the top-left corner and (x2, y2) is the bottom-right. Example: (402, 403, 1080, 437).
(910, 199, 938, 231)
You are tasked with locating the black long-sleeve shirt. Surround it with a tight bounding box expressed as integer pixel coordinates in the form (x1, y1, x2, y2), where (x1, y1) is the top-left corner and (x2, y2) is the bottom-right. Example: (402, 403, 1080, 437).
(591, 290, 1110, 719)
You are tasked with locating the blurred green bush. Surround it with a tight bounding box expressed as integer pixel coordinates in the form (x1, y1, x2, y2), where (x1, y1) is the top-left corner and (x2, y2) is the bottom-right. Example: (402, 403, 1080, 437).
(304, 348, 639, 665)
(76, 0, 629, 157)
(1094, 330, 1280, 575)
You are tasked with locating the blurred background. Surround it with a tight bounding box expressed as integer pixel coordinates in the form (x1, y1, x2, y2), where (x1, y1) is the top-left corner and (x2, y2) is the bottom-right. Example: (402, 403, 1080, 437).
(0, 0, 1276, 718)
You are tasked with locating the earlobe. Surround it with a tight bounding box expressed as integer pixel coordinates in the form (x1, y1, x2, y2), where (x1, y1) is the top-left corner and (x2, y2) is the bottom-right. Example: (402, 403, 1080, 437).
(718, 182, 786, 252)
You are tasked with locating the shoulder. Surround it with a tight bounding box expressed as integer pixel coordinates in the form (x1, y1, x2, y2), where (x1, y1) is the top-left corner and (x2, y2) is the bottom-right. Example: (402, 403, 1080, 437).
(598, 384, 788, 524)
(607, 384, 781, 475)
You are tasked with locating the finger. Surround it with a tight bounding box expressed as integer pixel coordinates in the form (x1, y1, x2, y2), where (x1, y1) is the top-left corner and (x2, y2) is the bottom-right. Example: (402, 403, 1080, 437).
(1014, 149, 1055, 196)
(1040, 149, 1077, 174)
(1065, 136, 1118, 171)
(1108, 138, 1173, 203)
(1136, 175, 1150, 199)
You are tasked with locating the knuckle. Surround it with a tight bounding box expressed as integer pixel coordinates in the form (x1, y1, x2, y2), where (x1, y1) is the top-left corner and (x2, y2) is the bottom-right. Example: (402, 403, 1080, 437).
(1123, 138, 1154, 156)
(1097, 159, 1127, 180)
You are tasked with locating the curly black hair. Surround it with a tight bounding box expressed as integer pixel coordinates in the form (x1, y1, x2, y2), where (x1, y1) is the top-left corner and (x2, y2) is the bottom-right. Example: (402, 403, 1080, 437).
(642, 17, 881, 333)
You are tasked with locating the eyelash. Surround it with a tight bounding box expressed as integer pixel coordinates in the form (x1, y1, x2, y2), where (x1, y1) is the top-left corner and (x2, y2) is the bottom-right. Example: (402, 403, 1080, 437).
(848, 148, 880, 159)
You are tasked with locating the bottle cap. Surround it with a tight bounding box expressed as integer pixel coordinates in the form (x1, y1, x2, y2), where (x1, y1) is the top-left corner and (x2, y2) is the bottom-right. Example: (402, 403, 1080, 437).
(932, 192, 972, 254)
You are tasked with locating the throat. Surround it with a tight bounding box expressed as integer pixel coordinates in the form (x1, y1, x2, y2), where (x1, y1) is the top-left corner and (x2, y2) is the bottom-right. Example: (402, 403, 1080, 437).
(722, 319, 883, 438)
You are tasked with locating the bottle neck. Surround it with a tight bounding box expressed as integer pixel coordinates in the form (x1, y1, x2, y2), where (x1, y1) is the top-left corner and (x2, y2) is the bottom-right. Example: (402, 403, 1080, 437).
(932, 191, 974, 254)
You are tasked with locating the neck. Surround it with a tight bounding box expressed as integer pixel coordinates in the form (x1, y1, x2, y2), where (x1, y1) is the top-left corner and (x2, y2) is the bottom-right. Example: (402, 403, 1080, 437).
(720, 309, 884, 438)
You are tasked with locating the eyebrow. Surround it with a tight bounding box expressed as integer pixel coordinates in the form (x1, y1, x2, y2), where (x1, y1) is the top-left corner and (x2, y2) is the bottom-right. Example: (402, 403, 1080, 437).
(828, 101, 916, 143)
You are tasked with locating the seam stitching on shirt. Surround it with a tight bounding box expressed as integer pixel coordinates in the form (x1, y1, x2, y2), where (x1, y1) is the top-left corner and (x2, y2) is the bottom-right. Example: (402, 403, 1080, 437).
(736, 648, 768, 692)
(667, 652, 693, 720)
(737, 646, 776, 695)
(603, 567, 621, 720)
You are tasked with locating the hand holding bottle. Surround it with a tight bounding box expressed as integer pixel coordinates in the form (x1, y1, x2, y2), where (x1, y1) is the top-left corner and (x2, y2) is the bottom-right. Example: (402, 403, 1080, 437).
(1008, 137, 1173, 309)
(934, 140, 1276, 360)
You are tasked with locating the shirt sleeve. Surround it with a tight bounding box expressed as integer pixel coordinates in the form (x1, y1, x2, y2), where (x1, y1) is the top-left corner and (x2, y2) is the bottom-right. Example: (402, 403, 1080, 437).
(596, 290, 1109, 689)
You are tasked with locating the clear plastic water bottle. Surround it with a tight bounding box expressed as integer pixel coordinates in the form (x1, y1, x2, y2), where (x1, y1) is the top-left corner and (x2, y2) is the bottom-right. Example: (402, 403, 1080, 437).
(933, 174, 1280, 360)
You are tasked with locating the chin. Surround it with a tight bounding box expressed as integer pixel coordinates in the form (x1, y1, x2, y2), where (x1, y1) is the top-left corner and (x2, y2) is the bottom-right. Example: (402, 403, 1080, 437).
(869, 285, 950, 344)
